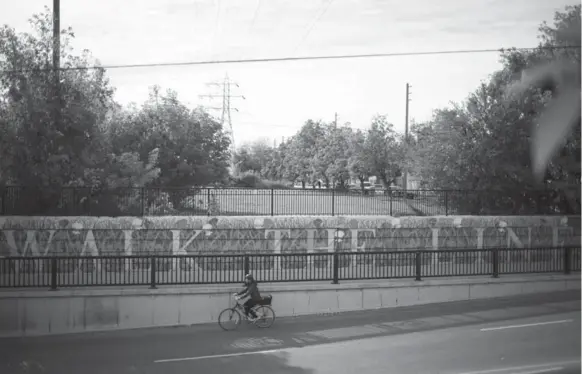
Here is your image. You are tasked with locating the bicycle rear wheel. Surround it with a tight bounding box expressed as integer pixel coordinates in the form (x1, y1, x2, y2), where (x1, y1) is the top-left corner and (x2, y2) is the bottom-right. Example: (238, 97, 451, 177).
(218, 308, 242, 331)
(254, 306, 275, 328)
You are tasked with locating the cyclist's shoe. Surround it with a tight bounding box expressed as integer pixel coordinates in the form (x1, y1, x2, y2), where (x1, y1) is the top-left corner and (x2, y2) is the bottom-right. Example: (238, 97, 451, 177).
(248, 316, 257, 323)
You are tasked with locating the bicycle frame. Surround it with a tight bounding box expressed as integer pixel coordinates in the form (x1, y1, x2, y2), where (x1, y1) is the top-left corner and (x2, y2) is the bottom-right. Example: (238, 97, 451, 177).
(232, 297, 262, 319)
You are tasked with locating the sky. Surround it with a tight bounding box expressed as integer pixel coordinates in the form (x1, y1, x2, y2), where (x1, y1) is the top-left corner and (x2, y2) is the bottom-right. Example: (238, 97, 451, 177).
(2, 0, 578, 147)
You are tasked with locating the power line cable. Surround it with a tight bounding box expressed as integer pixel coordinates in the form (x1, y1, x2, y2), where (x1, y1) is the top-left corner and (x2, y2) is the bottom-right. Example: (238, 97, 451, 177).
(0, 45, 579, 73)
(293, 0, 334, 54)
(248, 0, 262, 32)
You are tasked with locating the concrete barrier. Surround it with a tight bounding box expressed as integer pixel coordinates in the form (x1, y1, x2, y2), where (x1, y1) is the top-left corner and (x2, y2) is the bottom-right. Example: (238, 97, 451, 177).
(0, 274, 578, 337)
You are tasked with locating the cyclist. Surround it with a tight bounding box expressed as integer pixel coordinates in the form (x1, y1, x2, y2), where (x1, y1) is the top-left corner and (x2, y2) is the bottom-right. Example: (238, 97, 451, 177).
(234, 273, 261, 321)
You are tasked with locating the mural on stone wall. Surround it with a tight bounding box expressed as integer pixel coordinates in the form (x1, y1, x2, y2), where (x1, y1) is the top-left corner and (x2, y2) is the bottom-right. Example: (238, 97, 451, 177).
(0, 216, 579, 277)
(0, 215, 578, 257)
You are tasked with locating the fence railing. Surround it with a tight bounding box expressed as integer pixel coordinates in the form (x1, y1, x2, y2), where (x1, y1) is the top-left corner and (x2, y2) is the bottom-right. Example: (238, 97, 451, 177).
(1, 186, 579, 216)
(1, 247, 579, 289)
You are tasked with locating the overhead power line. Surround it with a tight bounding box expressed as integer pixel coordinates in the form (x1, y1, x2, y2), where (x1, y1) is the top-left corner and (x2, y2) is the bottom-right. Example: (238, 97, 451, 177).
(248, 0, 262, 32)
(0, 45, 579, 74)
(293, 0, 335, 54)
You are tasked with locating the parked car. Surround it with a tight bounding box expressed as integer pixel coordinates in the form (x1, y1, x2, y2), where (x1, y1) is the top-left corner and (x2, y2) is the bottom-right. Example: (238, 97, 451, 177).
(373, 184, 386, 194)
(348, 182, 375, 195)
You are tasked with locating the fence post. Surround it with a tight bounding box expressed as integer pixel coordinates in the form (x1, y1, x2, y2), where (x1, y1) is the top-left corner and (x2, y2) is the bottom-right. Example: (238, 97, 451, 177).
(331, 229, 340, 284)
(150, 256, 157, 289)
(563, 247, 571, 275)
(331, 189, 335, 216)
(244, 255, 250, 275)
(389, 192, 393, 216)
(270, 189, 274, 216)
(414, 251, 422, 281)
(491, 248, 499, 278)
(49, 257, 58, 291)
(331, 252, 339, 284)
(444, 190, 449, 216)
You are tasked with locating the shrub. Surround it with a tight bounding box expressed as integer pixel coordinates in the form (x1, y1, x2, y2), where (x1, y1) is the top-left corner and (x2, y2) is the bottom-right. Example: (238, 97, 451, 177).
(230, 171, 291, 189)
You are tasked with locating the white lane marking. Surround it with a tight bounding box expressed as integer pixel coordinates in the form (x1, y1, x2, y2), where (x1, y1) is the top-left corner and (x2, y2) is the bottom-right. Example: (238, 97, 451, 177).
(480, 319, 573, 332)
(154, 349, 280, 363)
(456, 360, 580, 374)
(514, 367, 563, 374)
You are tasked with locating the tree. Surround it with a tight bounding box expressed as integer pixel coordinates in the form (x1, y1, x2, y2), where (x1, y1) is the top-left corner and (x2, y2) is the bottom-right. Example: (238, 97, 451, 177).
(0, 8, 115, 212)
(107, 87, 231, 188)
(283, 120, 326, 186)
(347, 129, 373, 188)
(260, 141, 287, 181)
(103, 87, 231, 208)
(361, 115, 403, 188)
(408, 5, 580, 214)
(233, 139, 274, 177)
(311, 123, 352, 187)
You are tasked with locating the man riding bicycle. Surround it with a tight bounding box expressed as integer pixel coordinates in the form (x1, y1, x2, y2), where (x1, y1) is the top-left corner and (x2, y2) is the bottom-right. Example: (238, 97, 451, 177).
(234, 273, 262, 321)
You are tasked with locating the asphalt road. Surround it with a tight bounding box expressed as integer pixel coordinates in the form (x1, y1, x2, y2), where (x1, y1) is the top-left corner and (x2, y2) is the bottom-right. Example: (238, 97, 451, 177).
(1, 290, 580, 374)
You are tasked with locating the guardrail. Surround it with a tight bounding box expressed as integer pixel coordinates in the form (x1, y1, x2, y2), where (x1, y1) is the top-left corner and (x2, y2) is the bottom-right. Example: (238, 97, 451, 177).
(0, 247, 579, 289)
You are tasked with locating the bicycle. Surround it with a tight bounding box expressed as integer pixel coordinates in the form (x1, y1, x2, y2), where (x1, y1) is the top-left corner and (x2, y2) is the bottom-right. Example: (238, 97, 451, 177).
(218, 294, 276, 331)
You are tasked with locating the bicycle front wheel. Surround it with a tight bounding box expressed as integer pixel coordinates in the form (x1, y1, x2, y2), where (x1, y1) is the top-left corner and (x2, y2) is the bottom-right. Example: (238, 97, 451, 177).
(218, 308, 242, 331)
(254, 306, 275, 328)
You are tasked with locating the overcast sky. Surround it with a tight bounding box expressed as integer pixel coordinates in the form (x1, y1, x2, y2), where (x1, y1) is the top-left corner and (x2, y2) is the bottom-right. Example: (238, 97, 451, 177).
(2, 0, 577, 147)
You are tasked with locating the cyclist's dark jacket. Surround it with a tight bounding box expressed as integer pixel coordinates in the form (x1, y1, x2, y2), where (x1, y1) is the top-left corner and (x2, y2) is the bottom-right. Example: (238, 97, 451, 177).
(236, 281, 261, 301)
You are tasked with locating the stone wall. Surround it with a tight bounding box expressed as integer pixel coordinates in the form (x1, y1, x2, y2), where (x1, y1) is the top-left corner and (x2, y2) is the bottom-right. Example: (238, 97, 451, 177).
(0, 215, 579, 257)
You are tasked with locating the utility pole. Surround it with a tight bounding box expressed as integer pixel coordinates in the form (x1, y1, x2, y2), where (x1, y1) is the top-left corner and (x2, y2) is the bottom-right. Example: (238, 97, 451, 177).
(334, 112, 338, 127)
(403, 83, 411, 193)
(53, 0, 61, 135)
(199, 74, 245, 169)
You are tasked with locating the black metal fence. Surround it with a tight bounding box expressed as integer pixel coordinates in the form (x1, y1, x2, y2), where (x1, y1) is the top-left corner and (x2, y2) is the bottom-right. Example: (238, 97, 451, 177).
(1, 247, 579, 289)
(1, 186, 579, 216)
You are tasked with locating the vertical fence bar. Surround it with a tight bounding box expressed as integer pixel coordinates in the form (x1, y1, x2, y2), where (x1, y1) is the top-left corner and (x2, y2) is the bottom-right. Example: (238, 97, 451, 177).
(270, 189, 274, 216)
(444, 190, 449, 216)
(331, 188, 335, 216)
(150, 256, 157, 289)
(50, 257, 58, 290)
(491, 248, 499, 278)
(564, 246, 571, 275)
(415, 251, 422, 281)
(244, 255, 250, 275)
(332, 251, 339, 284)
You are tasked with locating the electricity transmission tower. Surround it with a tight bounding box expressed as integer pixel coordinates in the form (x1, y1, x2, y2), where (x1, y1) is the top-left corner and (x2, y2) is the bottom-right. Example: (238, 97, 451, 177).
(199, 74, 245, 160)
